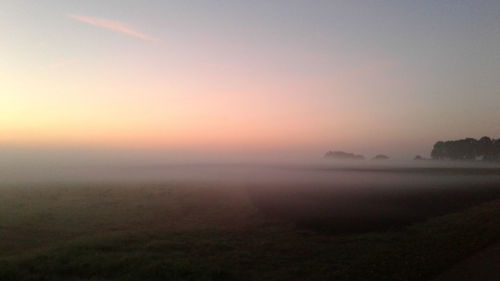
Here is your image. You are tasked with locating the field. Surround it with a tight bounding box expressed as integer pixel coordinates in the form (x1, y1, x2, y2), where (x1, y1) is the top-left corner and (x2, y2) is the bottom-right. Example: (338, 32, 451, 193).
(1, 166, 500, 281)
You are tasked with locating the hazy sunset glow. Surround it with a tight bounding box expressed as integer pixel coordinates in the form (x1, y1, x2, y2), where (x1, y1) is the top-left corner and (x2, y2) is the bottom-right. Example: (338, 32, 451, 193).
(2, 4, 500, 280)
(1, 1, 499, 160)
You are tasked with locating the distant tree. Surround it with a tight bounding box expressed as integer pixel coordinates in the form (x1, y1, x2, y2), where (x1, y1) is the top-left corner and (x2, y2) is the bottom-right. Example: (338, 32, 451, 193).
(324, 151, 365, 160)
(372, 154, 389, 160)
(461, 138, 478, 160)
(414, 155, 424, 160)
(492, 139, 500, 161)
(478, 136, 493, 160)
(430, 137, 500, 161)
(431, 141, 446, 160)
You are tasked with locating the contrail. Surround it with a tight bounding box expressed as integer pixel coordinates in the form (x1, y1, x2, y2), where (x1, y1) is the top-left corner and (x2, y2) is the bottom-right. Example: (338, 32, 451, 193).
(68, 14, 158, 41)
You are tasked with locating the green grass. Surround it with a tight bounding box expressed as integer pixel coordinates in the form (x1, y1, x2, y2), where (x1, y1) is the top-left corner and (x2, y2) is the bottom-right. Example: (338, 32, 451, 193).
(1, 183, 499, 281)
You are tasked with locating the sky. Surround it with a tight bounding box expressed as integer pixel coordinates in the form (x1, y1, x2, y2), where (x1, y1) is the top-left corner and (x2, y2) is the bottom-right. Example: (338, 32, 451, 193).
(1, 0, 499, 161)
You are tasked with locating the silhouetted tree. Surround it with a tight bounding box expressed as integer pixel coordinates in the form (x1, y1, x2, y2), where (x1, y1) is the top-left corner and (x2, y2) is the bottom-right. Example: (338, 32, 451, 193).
(372, 154, 389, 160)
(478, 136, 493, 160)
(324, 151, 365, 160)
(431, 137, 500, 161)
(431, 141, 446, 160)
(492, 139, 500, 161)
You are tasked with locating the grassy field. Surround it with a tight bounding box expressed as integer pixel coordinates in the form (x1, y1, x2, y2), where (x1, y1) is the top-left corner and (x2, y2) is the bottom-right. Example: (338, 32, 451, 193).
(0, 181, 499, 281)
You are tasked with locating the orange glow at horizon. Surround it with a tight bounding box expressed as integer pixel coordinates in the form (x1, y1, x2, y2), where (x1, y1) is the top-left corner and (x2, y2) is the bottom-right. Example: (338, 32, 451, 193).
(2, 51, 401, 153)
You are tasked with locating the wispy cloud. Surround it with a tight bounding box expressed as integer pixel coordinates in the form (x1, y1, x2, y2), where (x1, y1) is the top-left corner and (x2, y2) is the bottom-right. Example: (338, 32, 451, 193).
(68, 14, 158, 41)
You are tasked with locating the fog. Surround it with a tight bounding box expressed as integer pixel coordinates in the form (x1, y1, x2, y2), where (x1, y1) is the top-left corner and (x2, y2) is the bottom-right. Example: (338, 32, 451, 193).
(2, 145, 500, 185)
(2, 147, 500, 235)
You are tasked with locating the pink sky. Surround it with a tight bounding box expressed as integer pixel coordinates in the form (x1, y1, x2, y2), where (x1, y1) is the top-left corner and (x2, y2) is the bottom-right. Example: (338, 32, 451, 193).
(1, 1, 499, 160)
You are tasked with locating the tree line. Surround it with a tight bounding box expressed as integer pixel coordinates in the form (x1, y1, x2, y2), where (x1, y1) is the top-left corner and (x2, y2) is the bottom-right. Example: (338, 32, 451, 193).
(431, 136, 500, 161)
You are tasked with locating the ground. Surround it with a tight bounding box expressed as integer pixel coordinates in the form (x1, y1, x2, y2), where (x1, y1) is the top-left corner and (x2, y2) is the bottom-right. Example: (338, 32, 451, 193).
(432, 242, 500, 281)
(0, 179, 499, 281)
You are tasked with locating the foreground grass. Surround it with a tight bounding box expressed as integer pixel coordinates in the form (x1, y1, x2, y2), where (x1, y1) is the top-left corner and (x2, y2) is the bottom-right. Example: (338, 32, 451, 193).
(0, 184, 499, 281)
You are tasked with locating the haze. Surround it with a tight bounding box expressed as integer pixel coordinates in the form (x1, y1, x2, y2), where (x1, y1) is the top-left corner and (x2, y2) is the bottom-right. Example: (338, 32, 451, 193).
(2, 3, 500, 279)
(2, 0, 499, 161)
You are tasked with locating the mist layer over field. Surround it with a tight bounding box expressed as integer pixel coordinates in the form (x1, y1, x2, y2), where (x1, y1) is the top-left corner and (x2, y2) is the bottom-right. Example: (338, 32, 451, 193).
(2, 157, 500, 234)
(2, 157, 500, 280)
